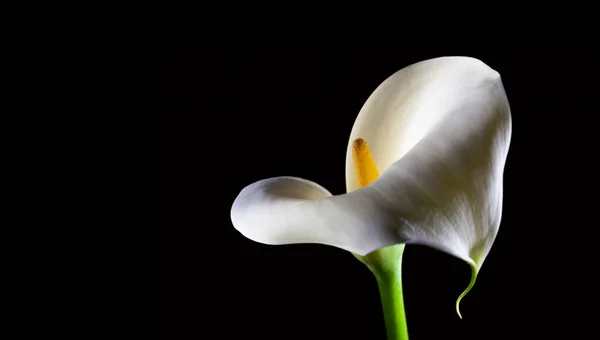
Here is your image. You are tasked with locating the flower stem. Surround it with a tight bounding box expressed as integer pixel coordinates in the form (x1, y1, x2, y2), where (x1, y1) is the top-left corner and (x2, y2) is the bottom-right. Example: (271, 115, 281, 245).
(354, 244, 409, 340)
(374, 264, 409, 340)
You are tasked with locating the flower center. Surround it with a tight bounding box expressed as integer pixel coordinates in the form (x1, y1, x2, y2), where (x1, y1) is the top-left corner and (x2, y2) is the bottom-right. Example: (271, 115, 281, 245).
(352, 138, 379, 188)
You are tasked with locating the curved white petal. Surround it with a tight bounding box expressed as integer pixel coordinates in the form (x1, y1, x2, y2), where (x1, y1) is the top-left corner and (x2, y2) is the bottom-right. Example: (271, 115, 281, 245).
(344, 56, 511, 268)
(231, 56, 511, 270)
(231, 176, 403, 255)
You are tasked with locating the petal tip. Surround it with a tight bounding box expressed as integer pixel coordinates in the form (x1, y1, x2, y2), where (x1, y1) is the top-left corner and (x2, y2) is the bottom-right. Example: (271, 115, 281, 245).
(455, 262, 478, 319)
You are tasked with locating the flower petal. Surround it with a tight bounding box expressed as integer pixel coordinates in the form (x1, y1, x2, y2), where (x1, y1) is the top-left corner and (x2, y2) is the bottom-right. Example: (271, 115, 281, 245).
(231, 56, 511, 271)
(231, 176, 405, 255)
(344, 56, 511, 269)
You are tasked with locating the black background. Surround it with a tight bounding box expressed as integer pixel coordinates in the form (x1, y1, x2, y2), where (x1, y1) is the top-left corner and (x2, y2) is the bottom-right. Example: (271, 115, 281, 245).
(161, 47, 593, 339)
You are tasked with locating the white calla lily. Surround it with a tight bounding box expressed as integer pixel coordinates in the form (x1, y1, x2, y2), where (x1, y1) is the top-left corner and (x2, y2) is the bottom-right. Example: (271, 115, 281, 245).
(231, 56, 511, 335)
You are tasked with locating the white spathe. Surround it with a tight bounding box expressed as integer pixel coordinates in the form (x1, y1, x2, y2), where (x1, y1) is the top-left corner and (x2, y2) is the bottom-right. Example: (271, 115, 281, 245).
(230, 56, 511, 270)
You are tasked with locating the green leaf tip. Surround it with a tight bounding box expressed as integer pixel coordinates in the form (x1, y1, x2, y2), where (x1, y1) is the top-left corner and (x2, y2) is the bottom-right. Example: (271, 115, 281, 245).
(455, 263, 478, 319)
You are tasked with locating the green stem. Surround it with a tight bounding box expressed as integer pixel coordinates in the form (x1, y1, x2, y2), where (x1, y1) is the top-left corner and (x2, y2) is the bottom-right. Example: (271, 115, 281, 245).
(354, 244, 409, 340)
(374, 260, 409, 340)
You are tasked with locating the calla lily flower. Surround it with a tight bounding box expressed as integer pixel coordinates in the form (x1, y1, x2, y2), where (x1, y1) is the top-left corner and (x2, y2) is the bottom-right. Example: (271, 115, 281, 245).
(231, 56, 511, 338)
